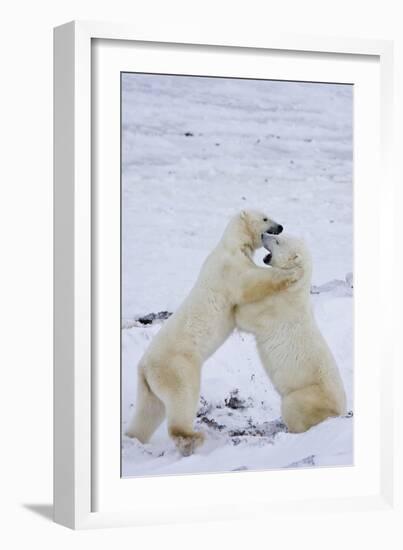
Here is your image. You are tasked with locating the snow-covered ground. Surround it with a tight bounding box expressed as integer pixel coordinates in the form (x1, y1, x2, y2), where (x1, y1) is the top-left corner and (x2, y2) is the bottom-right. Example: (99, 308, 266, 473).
(121, 73, 353, 477)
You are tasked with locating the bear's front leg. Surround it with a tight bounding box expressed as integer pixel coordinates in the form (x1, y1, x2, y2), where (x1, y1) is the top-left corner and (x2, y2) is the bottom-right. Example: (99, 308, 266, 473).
(240, 265, 303, 304)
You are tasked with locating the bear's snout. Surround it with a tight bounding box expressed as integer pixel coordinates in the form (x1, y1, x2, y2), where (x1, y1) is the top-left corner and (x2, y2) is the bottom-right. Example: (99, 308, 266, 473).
(266, 223, 283, 235)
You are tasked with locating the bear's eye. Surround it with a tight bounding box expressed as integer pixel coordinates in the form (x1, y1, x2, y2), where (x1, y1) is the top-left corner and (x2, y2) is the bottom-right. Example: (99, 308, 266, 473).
(263, 217, 268, 222)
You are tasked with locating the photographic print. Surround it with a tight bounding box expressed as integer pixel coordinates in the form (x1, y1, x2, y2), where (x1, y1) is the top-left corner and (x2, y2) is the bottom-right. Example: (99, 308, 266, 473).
(121, 73, 353, 477)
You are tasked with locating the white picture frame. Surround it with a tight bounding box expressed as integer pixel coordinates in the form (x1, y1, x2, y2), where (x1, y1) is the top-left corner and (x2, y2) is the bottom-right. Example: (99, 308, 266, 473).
(54, 20, 396, 530)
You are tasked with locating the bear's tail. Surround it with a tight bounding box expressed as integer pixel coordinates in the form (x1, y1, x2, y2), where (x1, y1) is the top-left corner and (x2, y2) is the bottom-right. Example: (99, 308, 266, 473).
(125, 366, 165, 443)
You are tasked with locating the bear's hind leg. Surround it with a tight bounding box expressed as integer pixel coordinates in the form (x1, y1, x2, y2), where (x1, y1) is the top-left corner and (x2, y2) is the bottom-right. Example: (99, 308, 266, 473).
(160, 358, 205, 456)
(125, 369, 165, 443)
(281, 384, 340, 433)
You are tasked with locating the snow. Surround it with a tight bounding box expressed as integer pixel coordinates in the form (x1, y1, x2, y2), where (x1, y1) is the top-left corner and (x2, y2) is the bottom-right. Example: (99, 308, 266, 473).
(121, 73, 353, 477)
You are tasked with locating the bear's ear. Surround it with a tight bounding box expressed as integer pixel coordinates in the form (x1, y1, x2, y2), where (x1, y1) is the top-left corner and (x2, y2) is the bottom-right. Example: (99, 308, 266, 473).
(240, 210, 247, 220)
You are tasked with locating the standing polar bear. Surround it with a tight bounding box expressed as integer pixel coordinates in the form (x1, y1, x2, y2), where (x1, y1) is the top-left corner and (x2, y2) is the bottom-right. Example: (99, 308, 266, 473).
(235, 234, 346, 433)
(126, 210, 302, 455)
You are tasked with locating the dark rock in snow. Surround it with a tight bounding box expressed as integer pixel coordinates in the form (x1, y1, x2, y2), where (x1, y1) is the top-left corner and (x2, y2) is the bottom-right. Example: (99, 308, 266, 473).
(228, 418, 288, 438)
(137, 311, 172, 325)
(225, 389, 247, 410)
(198, 416, 225, 431)
(196, 395, 211, 417)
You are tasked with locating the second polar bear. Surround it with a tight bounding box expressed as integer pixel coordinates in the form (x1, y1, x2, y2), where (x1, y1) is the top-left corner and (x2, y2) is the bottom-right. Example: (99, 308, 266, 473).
(126, 210, 302, 455)
(235, 234, 346, 433)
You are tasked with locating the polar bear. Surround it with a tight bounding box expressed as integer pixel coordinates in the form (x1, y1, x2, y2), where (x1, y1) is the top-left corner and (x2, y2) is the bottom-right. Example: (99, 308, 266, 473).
(126, 210, 302, 455)
(235, 234, 347, 433)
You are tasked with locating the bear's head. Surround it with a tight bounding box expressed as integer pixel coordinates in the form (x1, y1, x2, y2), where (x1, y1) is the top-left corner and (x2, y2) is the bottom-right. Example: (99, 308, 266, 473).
(262, 234, 312, 285)
(238, 209, 283, 250)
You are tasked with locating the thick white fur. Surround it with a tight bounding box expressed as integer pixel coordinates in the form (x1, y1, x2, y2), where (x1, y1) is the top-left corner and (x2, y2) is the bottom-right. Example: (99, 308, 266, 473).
(235, 235, 347, 433)
(126, 211, 301, 455)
